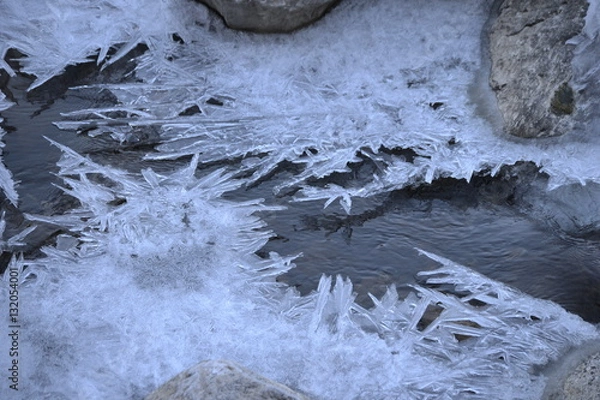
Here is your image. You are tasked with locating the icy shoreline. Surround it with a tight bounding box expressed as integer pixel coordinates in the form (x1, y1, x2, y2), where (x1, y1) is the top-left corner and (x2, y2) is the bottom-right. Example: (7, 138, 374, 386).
(1, 0, 600, 398)
(0, 144, 597, 399)
(2, 149, 598, 399)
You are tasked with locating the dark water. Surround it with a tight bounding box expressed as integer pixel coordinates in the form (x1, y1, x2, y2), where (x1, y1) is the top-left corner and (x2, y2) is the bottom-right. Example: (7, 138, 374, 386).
(238, 172, 600, 322)
(1, 74, 101, 214)
(0, 72, 106, 258)
(2, 67, 600, 323)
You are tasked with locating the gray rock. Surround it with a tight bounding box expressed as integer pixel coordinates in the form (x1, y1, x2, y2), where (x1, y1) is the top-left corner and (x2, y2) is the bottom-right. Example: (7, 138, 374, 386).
(542, 342, 600, 400)
(198, 0, 340, 33)
(145, 359, 310, 400)
(561, 352, 600, 400)
(488, 0, 589, 138)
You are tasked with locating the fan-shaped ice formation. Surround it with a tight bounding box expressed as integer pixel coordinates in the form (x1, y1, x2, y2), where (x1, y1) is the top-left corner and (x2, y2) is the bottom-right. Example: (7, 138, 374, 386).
(17, 0, 596, 212)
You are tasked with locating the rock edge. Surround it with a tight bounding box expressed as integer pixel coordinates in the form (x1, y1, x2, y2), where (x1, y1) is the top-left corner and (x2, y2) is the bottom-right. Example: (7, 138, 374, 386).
(198, 0, 340, 33)
(145, 359, 310, 400)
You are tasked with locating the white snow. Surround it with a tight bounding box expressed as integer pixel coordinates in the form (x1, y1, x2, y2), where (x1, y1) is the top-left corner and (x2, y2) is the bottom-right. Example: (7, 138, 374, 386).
(1, 0, 600, 399)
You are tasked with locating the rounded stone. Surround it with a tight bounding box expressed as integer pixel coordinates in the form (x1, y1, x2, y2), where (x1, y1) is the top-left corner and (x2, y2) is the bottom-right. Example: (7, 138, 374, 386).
(198, 0, 340, 33)
(145, 359, 310, 400)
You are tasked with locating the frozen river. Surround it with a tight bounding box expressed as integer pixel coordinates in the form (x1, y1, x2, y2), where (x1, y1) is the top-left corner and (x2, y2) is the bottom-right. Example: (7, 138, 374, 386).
(1, 0, 600, 398)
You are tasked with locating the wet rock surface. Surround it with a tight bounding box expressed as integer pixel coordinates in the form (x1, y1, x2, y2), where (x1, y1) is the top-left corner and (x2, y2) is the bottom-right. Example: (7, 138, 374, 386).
(489, 0, 588, 138)
(197, 0, 340, 32)
(145, 360, 310, 400)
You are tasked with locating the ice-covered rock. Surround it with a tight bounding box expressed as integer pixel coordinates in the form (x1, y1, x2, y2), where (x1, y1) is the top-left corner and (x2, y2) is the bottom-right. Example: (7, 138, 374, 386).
(489, 0, 589, 137)
(522, 181, 600, 236)
(198, 0, 340, 32)
(145, 360, 310, 400)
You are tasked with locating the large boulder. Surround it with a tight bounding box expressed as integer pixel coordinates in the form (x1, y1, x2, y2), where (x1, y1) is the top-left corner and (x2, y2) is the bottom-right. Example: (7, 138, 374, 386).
(145, 360, 310, 400)
(489, 0, 589, 138)
(198, 0, 340, 33)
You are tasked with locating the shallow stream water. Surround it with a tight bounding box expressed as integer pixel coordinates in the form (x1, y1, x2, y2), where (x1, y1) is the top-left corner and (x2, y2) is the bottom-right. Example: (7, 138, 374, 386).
(242, 167, 600, 321)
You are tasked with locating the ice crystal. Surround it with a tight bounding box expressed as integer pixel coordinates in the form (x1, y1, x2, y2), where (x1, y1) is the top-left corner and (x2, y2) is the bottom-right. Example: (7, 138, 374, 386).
(1, 1, 600, 399)
(0, 144, 596, 399)
(0, 94, 18, 205)
(0, 0, 202, 90)
(24, 0, 598, 212)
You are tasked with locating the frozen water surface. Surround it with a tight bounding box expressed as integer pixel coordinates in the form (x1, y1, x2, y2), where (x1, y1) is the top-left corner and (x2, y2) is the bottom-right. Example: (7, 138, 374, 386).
(1, 0, 600, 399)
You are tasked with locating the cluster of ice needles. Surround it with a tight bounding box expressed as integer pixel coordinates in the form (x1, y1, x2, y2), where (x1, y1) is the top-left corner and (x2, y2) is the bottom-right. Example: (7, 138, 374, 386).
(1, 0, 600, 398)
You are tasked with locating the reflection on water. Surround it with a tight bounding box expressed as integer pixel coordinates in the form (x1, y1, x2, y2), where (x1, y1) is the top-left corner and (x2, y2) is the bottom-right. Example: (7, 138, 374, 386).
(1, 74, 101, 215)
(255, 176, 600, 322)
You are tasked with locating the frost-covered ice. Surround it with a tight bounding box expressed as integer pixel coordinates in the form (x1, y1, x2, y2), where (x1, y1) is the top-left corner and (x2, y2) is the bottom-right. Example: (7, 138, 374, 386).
(0, 0, 193, 91)
(1, 148, 598, 399)
(0, 93, 18, 205)
(32, 0, 600, 211)
(3, 0, 600, 207)
(1, 0, 600, 399)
